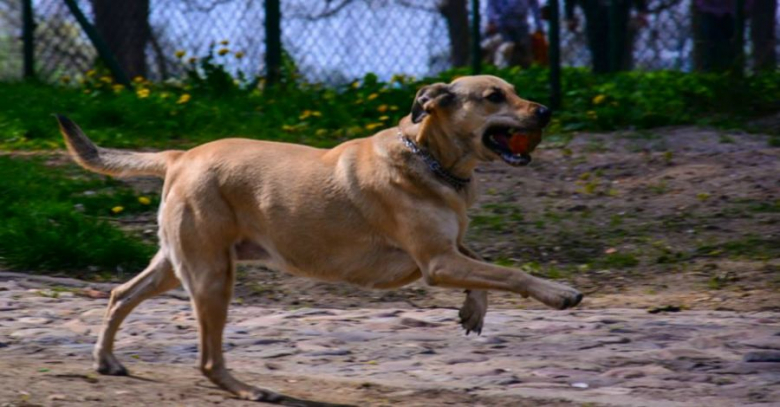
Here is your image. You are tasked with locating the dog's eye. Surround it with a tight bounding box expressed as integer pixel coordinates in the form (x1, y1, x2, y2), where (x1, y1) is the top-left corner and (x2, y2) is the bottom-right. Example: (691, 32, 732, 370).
(485, 92, 505, 103)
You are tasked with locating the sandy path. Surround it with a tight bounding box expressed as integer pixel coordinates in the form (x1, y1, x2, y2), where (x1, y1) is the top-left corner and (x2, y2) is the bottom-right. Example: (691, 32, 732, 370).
(1, 276, 778, 407)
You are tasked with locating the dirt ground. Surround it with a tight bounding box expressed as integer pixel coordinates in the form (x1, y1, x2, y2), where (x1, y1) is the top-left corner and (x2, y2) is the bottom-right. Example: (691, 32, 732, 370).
(2, 126, 779, 406)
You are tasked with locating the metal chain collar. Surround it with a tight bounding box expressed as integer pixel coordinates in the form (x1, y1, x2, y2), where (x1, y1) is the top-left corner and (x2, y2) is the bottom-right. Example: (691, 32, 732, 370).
(397, 131, 471, 191)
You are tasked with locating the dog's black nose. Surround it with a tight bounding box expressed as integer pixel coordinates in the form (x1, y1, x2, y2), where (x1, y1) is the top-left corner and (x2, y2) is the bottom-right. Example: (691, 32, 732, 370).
(536, 105, 552, 127)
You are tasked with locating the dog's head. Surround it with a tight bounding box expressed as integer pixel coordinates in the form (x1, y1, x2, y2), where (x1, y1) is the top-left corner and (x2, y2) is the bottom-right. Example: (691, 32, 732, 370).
(406, 75, 550, 167)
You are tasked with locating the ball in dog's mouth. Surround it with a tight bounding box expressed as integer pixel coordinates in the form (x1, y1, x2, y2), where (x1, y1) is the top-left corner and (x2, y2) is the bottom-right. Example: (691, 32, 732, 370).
(482, 126, 541, 166)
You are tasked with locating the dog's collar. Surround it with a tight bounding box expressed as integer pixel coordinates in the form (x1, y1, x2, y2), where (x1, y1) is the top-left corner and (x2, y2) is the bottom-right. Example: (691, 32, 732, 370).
(398, 131, 471, 191)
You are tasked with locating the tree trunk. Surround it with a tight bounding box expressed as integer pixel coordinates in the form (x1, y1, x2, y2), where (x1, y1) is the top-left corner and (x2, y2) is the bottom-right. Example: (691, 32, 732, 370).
(91, 0, 150, 79)
(439, 0, 470, 68)
(750, 0, 776, 71)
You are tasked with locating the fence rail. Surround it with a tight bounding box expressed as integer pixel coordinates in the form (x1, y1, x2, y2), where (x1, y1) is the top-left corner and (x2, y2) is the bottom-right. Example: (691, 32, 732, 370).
(0, 0, 777, 91)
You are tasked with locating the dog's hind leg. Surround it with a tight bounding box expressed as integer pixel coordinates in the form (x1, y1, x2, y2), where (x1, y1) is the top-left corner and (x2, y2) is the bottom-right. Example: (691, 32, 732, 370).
(94, 250, 180, 375)
(179, 247, 347, 406)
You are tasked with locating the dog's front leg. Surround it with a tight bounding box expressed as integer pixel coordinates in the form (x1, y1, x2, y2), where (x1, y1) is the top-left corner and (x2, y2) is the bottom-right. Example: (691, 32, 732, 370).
(420, 248, 583, 310)
(457, 245, 488, 335)
(459, 289, 488, 335)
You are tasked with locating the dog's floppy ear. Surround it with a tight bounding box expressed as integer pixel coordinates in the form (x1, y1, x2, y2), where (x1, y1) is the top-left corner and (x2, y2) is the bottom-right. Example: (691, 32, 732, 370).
(411, 83, 454, 124)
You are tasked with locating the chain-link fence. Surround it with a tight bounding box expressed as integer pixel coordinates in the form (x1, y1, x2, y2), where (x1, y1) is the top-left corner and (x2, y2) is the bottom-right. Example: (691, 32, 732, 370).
(0, 0, 777, 84)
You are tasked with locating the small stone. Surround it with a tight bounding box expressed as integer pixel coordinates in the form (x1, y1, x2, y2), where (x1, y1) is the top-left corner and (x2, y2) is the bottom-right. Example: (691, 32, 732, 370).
(399, 317, 440, 328)
(284, 309, 335, 318)
(571, 382, 589, 389)
(597, 336, 631, 344)
(257, 349, 296, 359)
(744, 351, 780, 363)
(330, 331, 383, 342)
(252, 338, 288, 345)
(495, 376, 522, 385)
(441, 355, 489, 365)
(305, 349, 351, 357)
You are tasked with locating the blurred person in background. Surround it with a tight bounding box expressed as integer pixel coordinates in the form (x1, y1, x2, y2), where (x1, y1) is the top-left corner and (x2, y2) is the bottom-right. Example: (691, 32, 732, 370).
(564, 0, 648, 73)
(485, 0, 545, 68)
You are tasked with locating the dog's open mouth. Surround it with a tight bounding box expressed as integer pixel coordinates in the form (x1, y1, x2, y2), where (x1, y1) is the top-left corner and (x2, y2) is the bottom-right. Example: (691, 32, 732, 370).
(482, 125, 541, 166)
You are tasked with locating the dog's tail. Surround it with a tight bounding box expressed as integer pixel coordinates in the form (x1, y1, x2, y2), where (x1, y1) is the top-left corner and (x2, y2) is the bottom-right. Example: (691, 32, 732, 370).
(55, 115, 182, 178)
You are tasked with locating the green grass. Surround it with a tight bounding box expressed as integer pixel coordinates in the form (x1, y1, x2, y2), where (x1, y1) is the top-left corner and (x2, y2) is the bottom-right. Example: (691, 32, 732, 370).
(696, 236, 780, 261)
(470, 202, 525, 232)
(596, 252, 640, 269)
(1, 66, 778, 151)
(0, 155, 155, 275)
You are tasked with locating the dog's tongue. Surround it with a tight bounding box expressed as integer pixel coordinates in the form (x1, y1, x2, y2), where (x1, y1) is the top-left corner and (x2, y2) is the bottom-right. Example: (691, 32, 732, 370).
(509, 133, 531, 155)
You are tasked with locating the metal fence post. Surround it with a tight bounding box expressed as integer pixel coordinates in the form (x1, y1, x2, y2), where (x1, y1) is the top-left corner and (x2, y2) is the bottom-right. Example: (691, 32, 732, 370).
(265, 0, 281, 85)
(608, 0, 619, 72)
(471, 0, 481, 75)
(62, 0, 131, 87)
(549, 0, 561, 110)
(22, 0, 35, 79)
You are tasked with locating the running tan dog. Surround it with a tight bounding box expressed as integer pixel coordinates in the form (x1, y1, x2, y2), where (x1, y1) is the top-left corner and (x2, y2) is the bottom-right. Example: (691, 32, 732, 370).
(56, 75, 582, 404)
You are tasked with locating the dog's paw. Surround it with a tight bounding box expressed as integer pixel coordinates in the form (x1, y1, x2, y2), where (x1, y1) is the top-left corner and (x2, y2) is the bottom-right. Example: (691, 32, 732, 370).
(459, 290, 488, 335)
(533, 282, 583, 310)
(240, 387, 355, 406)
(94, 359, 128, 376)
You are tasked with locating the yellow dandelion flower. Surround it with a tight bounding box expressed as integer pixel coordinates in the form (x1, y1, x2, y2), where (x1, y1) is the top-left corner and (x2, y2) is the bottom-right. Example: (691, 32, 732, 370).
(311, 111, 322, 117)
(218, 48, 229, 56)
(220, 39, 229, 46)
(60, 76, 71, 84)
(112, 84, 124, 93)
(299, 110, 312, 120)
(379, 115, 389, 121)
(111, 206, 124, 214)
(367, 93, 379, 101)
(100, 76, 113, 84)
(174, 50, 186, 58)
(176, 93, 191, 104)
(138, 196, 152, 205)
(377, 104, 388, 113)
(235, 51, 245, 59)
(136, 88, 150, 99)
(86, 69, 96, 77)
(351, 81, 360, 89)
(592, 94, 606, 105)
(133, 76, 145, 83)
(365, 123, 383, 131)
